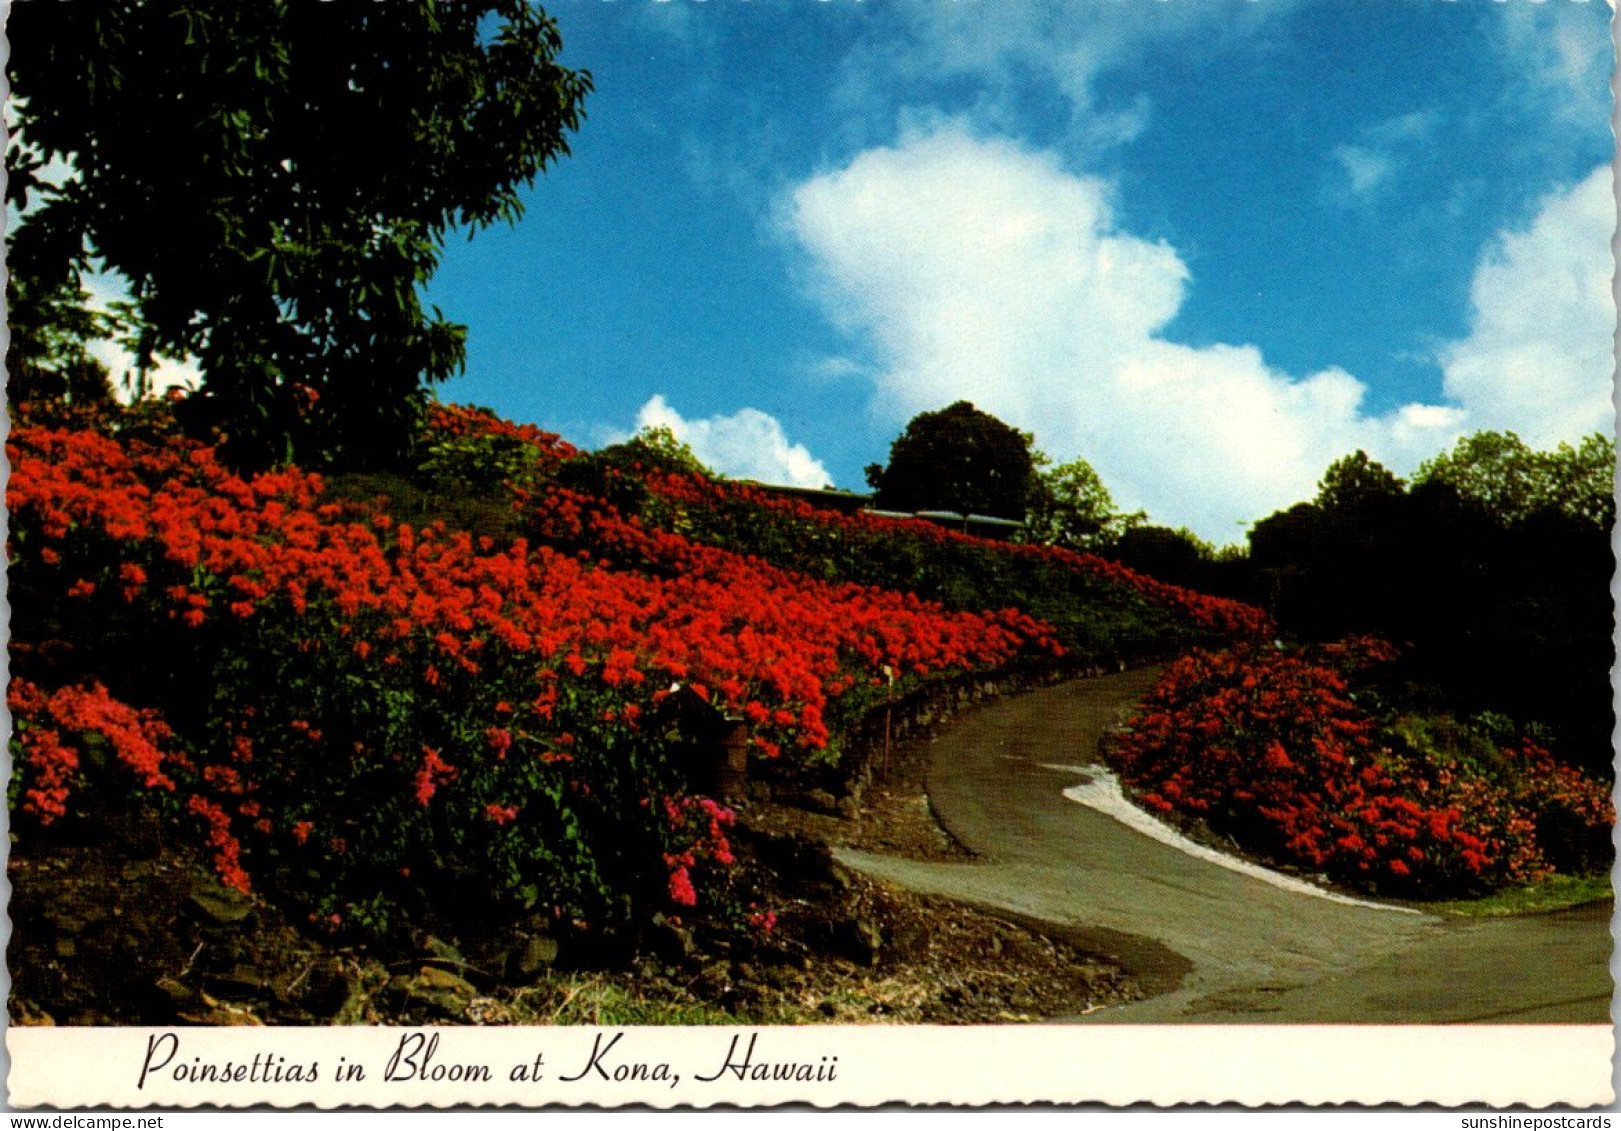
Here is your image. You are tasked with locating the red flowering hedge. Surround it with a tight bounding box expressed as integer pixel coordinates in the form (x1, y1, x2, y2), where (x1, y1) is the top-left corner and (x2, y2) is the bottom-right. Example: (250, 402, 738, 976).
(1107, 639, 1613, 897)
(626, 471, 1273, 649)
(6, 401, 1063, 935)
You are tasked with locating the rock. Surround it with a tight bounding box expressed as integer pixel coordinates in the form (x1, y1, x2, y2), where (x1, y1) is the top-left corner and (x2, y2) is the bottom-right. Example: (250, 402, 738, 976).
(835, 797, 861, 821)
(694, 961, 732, 997)
(647, 916, 693, 963)
(12, 1000, 56, 1026)
(424, 935, 465, 965)
(758, 940, 809, 970)
(181, 1002, 264, 1026)
(508, 935, 560, 982)
(751, 832, 841, 893)
(886, 917, 925, 957)
(205, 965, 264, 1000)
(802, 789, 840, 815)
(154, 975, 199, 1011)
(296, 962, 356, 1019)
(184, 881, 255, 926)
(389, 966, 478, 1018)
(833, 917, 883, 967)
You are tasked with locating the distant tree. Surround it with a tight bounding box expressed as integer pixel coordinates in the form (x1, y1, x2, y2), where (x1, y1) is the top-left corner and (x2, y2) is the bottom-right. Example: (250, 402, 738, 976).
(7, 0, 591, 470)
(556, 425, 713, 517)
(1413, 431, 1615, 528)
(865, 401, 1038, 521)
(5, 269, 118, 408)
(1246, 438, 1615, 773)
(1108, 525, 1217, 588)
(601, 425, 712, 480)
(1021, 453, 1144, 550)
(1315, 450, 1405, 513)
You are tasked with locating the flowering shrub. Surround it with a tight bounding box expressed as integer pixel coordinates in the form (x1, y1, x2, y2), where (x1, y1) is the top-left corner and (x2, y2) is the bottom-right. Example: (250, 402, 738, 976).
(6, 401, 1066, 935)
(7, 679, 182, 824)
(1108, 639, 1613, 896)
(415, 402, 578, 498)
(629, 471, 1274, 647)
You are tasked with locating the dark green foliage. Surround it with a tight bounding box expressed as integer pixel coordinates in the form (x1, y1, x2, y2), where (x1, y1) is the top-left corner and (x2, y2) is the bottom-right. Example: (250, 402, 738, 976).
(1247, 434, 1615, 776)
(1108, 526, 1221, 592)
(4, 268, 120, 408)
(7, 0, 591, 471)
(323, 471, 530, 547)
(865, 402, 1038, 521)
(556, 427, 712, 519)
(1315, 450, 1405, 513)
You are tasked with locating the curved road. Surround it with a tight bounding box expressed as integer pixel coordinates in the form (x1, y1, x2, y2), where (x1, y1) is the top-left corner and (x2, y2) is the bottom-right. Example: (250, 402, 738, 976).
(836, 670, 1614, 1023)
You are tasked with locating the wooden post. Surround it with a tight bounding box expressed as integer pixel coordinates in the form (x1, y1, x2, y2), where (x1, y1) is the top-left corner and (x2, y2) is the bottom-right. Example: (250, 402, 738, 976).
(715, 719, 748, 802)
(881, 664, 895, 781)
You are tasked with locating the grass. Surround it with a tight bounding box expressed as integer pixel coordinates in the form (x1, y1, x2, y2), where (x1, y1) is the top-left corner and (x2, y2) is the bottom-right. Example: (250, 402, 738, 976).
(509, 978, 753, 1026)
(1425, 872, 1613, 918)
(498, 971, 968, 1026)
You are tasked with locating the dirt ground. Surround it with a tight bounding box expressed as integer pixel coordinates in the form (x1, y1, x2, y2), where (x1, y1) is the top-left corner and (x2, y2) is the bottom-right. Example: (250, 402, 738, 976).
(7, 718, 1146, 1027)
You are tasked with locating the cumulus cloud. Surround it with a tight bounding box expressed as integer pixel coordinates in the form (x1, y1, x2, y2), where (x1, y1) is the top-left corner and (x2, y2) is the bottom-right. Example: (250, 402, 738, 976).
(786, 127, 1604, 543)
(632, 394, 833, 489)
(1438, 164, 1615, 447)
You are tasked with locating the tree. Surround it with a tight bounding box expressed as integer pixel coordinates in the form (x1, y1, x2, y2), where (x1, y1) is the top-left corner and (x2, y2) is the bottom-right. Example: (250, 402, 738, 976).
(4, 269, 119, 408)
(1246, 439, 1615, 772)
(1022, 453, 1142, 549)
(865, 401, 1038, 521)
(556, 425, 713, 520)
(7, 0, 591, 469)
(1315, 450, 1405, 513)
(1109, 525, 1217, 586)
(1413, 431, 1615, 528)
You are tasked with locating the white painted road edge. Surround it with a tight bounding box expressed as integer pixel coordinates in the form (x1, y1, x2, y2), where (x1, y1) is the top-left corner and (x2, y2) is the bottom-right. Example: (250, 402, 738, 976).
(1047, 763, 1424, 915)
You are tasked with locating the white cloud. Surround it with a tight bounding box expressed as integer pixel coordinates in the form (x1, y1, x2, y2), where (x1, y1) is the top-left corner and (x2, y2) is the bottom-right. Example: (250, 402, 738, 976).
(1329, 109, 1440, 202)
(1332, 145, 1395, 198)
(786, 127, 1608, 543)
(632, 394, 833, 489)
(1438, 164, 1616, 447)
(79, 271, 203, 400)
(1493, 1, 1613, 136)
(1365, 109, 1443, 147)
(835, 0, 1302, 150)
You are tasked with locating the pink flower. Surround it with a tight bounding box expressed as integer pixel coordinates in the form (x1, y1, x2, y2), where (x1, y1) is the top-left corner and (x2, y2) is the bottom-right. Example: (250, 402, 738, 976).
(668, 866, 697, 907)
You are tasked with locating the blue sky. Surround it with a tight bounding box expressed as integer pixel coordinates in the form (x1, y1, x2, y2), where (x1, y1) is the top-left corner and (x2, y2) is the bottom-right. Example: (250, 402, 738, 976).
(110, 0, 1621, 543)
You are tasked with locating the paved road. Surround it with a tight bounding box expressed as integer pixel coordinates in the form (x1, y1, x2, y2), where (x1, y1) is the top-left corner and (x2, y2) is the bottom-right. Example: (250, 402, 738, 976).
(836, 670, 1614, 1023)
